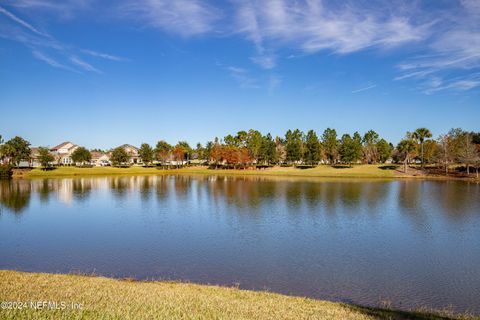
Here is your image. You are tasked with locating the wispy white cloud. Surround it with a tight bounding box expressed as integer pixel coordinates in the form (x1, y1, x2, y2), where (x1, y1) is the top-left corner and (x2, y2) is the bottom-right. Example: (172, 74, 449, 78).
(393, 70, 435, 81)
(70, 56, 102, 73)
(235, 1, 276, 69)
(82, 49, 128, 62)
(0, 3, 123, 73)
(233, 0, 431, 69)
(352, 84, 377, 94)
(250, 54, 276, 69)
(0, 6, 49, 37)
(3, 0, 92, 19)
(118, 0, 220, 37)
(32, 50, 77, 72)
(395, 1, 480, 93)
(2, 0, 479, 95)
(227, 66, 259, 88)
(423, 74, 480, 94)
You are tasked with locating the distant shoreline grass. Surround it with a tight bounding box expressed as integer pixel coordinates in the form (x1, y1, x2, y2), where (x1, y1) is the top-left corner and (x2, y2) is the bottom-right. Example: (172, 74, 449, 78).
(0, 270, 473, 320)
(12, 164, 476, 181)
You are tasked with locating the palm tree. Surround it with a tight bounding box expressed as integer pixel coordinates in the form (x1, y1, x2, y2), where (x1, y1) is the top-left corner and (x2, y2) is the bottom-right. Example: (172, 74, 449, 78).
(413, 128, 432, 169)
(397, 139, 416, 173)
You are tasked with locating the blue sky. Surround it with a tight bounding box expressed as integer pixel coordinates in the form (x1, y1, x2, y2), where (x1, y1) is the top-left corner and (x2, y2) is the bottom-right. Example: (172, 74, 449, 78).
(0, 0, 479, 149)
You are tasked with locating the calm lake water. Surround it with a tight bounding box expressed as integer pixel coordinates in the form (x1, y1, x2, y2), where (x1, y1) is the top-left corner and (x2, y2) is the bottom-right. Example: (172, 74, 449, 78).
(1, 175, 479, 314)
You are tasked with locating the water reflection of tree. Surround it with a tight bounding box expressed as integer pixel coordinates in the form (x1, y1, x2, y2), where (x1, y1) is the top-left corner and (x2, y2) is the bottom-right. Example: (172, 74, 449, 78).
(155, 176, 170, 201)
(338, 182, 363, 208)
(72, 178, 93, 201)
(363, 182, 390, 211)
(36, 179, 53, 203)
(0, 180, 32, 214)
(211, 176, 280, 212)
(139, 176, 154, 202)
(321, 182, 341, 212)
(110, 177, 129, 199)
(173, 175, 191, 199)
(304, 182, 322, 209)
(431, 181, 480, 221)
(397, 181, 422, 211)
(201, 177, 395, 217)
(397, 180, 430, 230)
(397, 180, 480, 229)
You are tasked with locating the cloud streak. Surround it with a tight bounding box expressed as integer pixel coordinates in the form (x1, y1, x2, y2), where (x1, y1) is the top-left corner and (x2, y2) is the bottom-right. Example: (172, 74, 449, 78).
(394, 1, 480, 92)
(70, 56, 102, 73)
(227, 66, 259, 88)
(0, 6, 49, 37)
(3, 0, 92, 19)
(352, 84, 377, 94)
(82, 49, 128, 62)
(0, 4, 124, 73)
(118, 0, 220, 37)
(32, 50, 77, 72)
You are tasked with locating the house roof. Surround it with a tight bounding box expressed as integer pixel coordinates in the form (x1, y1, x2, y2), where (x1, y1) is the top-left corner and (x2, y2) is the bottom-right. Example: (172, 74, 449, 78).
(91, 151, 108, 159)
(119, 144, 139, 151)
(51, 141, 77, 151)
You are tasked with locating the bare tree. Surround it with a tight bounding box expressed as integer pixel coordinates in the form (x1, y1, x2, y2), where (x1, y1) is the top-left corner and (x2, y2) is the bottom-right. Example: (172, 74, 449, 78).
(434, 135, 454, 175)
(457, 133, 478, 175)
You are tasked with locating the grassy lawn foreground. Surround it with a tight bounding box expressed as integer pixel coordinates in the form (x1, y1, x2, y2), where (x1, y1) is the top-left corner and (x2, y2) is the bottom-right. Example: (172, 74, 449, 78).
(19, 164, 400, 179)
(0, 270, 470, 320)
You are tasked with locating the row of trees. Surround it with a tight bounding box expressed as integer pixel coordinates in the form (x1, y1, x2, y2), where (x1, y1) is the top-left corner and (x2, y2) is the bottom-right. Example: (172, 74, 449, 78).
(128, 127, 479, 176)
(1, 128, 480, 177)
(137, 129, 393, 168)
(189, 129, 395, 167)
(396, 128, 480, 175)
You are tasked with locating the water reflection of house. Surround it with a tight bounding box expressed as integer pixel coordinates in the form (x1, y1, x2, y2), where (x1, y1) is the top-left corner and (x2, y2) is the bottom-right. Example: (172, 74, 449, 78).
(58, 179, 73, 205)
(51, 141, 79, 165)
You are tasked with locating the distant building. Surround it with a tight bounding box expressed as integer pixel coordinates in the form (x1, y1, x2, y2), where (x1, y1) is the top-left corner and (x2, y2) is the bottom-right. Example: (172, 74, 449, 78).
(29, 147, 41, 167)
(50, 141, 79, 165)
(115, 144, 140, 164)
(91, 151, 110, 166)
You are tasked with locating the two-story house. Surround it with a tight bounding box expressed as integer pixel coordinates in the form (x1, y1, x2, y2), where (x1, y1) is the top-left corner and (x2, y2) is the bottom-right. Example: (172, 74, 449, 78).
(50, 141, 79, 165)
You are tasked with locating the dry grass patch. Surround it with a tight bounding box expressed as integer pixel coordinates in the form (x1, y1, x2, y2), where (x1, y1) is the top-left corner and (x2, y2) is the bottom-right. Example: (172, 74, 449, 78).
(0, 270, 471, 320)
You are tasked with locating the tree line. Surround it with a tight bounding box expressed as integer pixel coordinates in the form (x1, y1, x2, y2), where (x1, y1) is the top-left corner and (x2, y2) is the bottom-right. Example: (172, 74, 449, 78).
(1, 128, 479, 177)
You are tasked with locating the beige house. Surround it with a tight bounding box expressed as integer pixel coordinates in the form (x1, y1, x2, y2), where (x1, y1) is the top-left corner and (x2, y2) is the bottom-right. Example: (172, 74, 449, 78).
(91, 151, 110, 166)
(117, 144, 140, 164)
(29, 147, 42, 167)
(51, 141, 79, 165)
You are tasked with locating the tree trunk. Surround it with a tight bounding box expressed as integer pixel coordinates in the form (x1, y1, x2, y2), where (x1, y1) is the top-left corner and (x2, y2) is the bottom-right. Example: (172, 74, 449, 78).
(404, 156, 407, 173)
(466, 164, 470, 175)
(421, 142, 424, 170)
